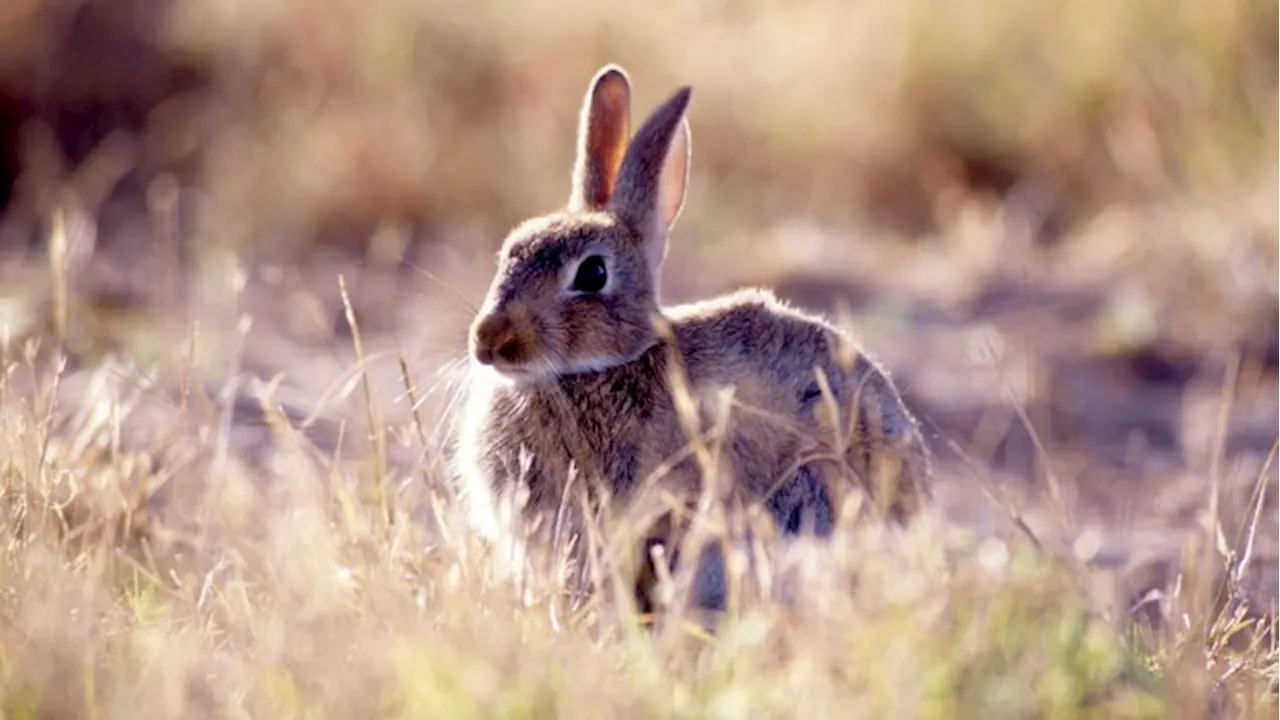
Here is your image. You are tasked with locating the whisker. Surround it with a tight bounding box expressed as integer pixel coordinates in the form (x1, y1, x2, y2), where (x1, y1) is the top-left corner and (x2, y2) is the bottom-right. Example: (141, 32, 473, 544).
(401, 259, 481, 316)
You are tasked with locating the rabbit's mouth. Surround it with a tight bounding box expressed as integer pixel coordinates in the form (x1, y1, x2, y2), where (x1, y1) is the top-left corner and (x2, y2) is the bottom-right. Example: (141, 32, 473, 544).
(483, 353, 627, 385)
(480, 360, 557, 386)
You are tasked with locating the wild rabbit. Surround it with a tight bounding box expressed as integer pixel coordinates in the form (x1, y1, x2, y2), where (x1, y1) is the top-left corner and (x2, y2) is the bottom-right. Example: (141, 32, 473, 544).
(455, 64, 930, 610)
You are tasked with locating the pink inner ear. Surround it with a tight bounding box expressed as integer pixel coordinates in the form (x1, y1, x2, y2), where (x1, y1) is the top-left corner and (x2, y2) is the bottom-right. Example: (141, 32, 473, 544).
(595, 80, 631, 204)
(656, 117, 691, 232)
(574, 70, 632, 211)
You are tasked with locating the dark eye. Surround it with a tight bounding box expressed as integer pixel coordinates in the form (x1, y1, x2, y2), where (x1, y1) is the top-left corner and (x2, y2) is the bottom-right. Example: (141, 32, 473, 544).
(571, 255, 608, 293)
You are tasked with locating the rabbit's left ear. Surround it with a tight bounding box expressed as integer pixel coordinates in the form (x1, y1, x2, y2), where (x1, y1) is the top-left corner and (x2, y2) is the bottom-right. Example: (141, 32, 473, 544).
(609, 86, 692, 269)
(569, 65, 632, 211)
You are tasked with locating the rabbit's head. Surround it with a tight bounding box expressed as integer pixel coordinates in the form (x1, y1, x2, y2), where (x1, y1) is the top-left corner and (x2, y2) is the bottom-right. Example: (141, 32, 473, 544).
(470, 65, 692, 384)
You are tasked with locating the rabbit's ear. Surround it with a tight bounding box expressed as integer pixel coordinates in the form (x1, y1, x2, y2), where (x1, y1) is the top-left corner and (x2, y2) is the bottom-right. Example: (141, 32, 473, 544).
(569, 65, 632, 211)
(609, 86, 692, 269)
(657, 115, 691, 235)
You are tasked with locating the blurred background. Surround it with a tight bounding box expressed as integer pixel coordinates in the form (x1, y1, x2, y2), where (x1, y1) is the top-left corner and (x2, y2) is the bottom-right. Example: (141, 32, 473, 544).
(0, 0, 1275, 600)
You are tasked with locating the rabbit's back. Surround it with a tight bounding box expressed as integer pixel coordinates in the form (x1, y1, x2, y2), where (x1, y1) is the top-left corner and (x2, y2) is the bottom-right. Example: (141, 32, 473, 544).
(666, 288, 930, 524)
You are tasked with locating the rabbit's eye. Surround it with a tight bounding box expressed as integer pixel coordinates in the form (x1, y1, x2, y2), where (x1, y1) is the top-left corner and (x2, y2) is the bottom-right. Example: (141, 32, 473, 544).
(571, 255, 608, 293)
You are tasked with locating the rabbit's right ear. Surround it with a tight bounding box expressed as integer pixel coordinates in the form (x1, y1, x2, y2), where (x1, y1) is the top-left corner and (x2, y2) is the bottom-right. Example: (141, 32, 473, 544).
(568, 65, 632, 211)
(608, 86, 692, 271)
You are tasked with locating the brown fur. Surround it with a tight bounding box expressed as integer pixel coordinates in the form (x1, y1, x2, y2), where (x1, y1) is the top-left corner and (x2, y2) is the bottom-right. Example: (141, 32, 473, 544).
(456, 65, 930, 607)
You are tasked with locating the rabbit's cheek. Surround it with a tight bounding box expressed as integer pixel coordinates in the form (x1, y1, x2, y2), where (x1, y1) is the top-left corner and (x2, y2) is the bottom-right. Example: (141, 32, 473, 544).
(563, 297, 624, 357)
(557, 300, 593, 356)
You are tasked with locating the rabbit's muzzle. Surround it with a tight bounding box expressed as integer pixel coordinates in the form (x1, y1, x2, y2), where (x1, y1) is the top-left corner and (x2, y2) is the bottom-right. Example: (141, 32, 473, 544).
(471, 307, 537, 370)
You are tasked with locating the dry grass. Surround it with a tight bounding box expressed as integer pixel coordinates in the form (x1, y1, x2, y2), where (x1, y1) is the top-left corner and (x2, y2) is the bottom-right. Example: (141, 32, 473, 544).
(0, 0, 1276, 717)
(0, 345, 1274, 718)
(0, 291, 1275, 711)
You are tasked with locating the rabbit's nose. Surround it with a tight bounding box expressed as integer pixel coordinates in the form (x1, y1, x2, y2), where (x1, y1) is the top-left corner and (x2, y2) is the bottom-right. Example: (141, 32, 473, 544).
(473, 313, 524, 366)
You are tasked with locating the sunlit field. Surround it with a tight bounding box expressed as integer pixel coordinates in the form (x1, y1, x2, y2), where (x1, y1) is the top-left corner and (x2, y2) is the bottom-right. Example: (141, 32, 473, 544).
(0, 0, 1276, 717)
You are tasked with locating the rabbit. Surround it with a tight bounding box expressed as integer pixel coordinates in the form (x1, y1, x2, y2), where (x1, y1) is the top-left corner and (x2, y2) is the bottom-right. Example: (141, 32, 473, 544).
(454, 64, 931, 611)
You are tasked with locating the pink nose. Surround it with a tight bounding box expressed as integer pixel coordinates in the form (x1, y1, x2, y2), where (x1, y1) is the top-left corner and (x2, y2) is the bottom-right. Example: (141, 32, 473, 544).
(472, 313, 525, 366)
